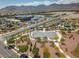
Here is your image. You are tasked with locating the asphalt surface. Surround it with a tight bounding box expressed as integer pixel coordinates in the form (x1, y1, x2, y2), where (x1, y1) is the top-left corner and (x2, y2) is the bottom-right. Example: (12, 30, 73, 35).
(0, 41, 19, 58)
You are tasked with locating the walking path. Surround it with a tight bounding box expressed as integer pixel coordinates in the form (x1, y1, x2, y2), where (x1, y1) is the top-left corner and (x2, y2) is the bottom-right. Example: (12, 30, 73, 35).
(49, 30, 70, 58)
(30, 29, 70, 58)
(54, 42, 70, 58)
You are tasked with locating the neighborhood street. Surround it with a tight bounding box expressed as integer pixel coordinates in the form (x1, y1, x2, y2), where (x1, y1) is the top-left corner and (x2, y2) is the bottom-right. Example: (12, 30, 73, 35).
(0, 41, 19, 58)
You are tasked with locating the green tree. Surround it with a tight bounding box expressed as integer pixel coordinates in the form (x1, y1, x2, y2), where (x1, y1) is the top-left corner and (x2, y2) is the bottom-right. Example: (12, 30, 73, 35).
(32, 46, 39, 55)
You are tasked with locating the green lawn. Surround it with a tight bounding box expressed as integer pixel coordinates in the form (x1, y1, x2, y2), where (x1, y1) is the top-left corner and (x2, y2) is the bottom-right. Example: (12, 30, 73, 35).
(18, 45, 28, 52)
(53, 35, 59, 40)
(72, 43, 79, 57)
(43, 47, 50, 58)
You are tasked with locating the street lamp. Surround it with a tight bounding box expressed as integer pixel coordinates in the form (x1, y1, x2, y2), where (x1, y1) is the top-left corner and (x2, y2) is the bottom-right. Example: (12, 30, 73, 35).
(4, 40, 7, 46)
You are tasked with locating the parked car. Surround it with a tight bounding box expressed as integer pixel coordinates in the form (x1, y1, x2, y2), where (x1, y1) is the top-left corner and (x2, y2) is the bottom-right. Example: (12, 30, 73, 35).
(4, 45, 15, 49)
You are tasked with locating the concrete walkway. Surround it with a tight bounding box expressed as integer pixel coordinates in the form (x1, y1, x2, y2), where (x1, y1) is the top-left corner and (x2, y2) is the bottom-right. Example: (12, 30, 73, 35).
(49, 30, 70, 58)
(54, 42, 70, 58)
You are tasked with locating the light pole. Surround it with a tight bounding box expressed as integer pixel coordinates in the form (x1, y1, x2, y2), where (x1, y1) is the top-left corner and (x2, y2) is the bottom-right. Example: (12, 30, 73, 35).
(4, 40, 7, 46)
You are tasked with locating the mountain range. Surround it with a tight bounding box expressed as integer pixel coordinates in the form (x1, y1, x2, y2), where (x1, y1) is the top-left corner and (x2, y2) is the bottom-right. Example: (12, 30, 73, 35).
(0, 3, 79, 15)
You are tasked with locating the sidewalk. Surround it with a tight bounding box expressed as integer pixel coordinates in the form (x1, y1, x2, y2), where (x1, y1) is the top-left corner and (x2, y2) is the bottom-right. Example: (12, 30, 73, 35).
(54, 42, 70, 58)
(11, 49, 20, 56)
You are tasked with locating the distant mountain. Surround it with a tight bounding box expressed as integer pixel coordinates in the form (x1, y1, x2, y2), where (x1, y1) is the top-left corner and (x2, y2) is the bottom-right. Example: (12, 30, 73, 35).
(0, 3, 79, 15)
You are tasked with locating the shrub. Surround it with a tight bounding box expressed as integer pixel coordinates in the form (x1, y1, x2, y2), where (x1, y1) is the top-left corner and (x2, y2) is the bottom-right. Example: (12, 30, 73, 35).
(7, 38, 15, 44)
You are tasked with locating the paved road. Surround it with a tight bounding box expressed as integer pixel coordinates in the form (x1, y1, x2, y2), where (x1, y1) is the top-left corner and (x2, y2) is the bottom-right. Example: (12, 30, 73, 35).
(0, 17, 60, 58)
(0, 41, 19, 58)
(0, 17, 60, 41)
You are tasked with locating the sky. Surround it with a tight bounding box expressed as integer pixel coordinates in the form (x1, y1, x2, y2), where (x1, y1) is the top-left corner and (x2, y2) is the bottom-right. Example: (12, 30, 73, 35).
(0, 0, 79, 8)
